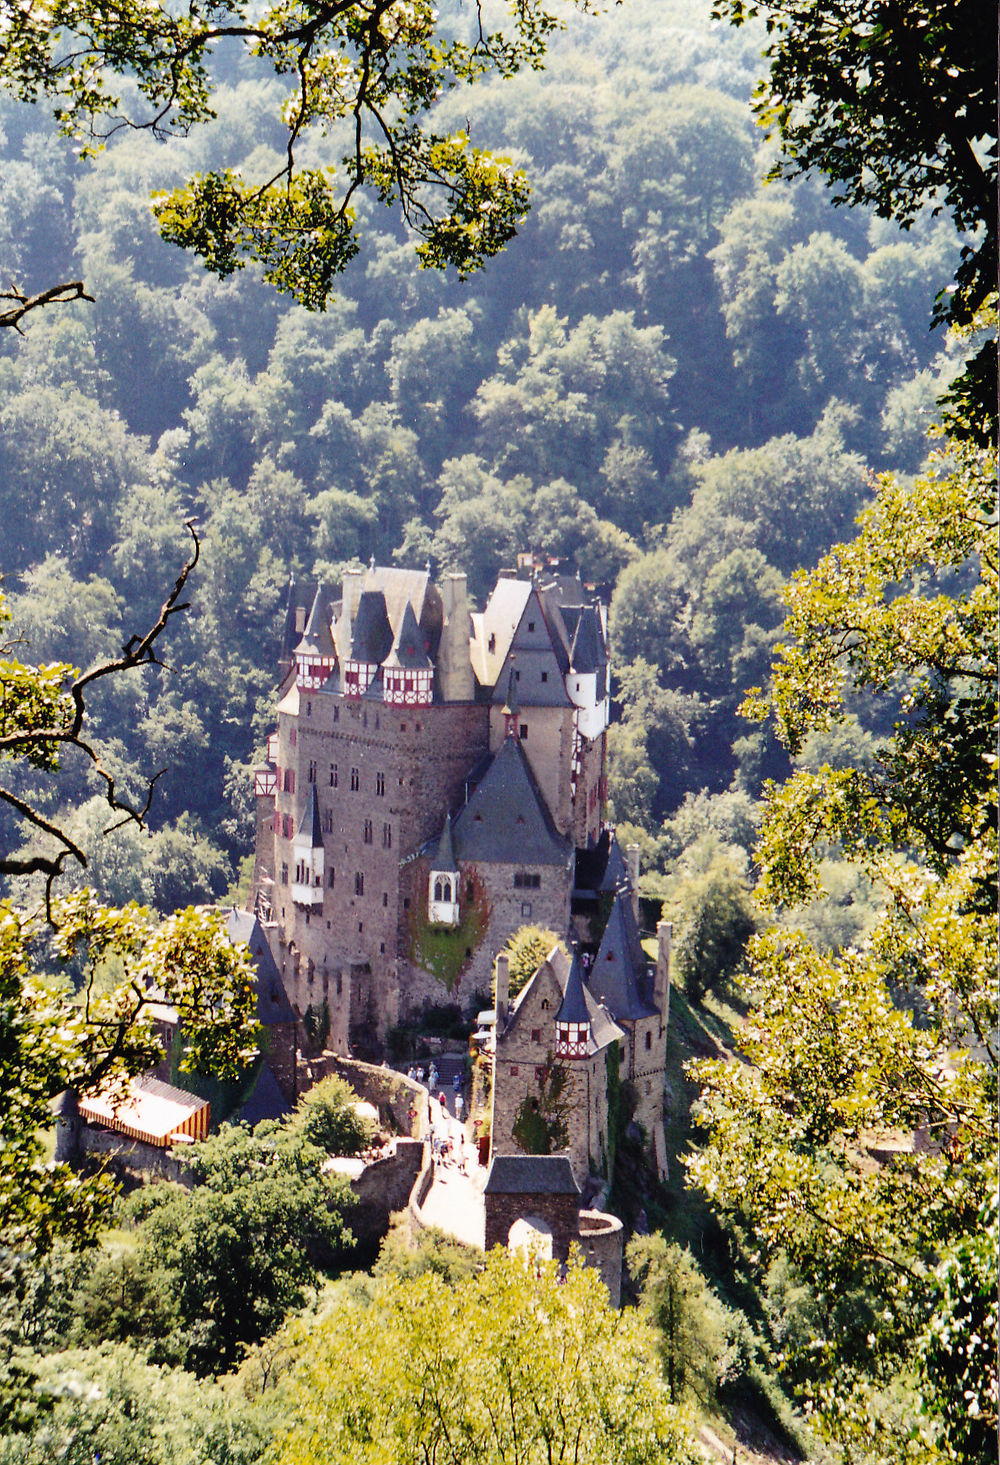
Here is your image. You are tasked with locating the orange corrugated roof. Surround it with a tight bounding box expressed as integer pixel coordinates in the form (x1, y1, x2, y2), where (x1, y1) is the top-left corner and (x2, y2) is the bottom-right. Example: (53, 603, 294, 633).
(79, 1076, 209, 1147)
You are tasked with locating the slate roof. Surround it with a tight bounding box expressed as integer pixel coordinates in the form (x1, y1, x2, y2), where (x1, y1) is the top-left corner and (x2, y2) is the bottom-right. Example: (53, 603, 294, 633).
(232, 1061, 292, 1126)
(569, 606, 604, 674)
(294, 784, 324, 850)
(350, 589, 394, 664)
(555, 950, 591, 1024)
(503, 946, 623, 1057)
(383, 600, 433, 669)
(225, 909, 297, 1025)
(432, 811, 458, 872)
(587, 891, 659, 1022)
(573, 830, 631, 898)
(296, 582, 336, 658)
(484, 1154, 581, 1196)
(364, 566, 432, 637)
(451, 735, 572, 866)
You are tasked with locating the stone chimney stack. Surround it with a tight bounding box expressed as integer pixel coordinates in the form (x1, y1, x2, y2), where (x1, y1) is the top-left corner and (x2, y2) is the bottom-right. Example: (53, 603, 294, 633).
(438, 571, 473, 702)
(626, 843, 641, 920)
(654, 920, 671, 1030)
(338, 566, 364, 657)
(494, 951, 510, 1028)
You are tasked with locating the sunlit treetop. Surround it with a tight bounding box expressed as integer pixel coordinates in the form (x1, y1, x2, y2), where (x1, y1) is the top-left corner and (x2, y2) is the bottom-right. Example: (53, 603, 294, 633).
(0, 0, 597, 306)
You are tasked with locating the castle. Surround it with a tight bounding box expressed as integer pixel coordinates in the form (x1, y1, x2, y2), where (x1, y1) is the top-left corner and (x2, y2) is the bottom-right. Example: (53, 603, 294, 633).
(250, 559, 670, 1180)
(251, 561, 611, 1052)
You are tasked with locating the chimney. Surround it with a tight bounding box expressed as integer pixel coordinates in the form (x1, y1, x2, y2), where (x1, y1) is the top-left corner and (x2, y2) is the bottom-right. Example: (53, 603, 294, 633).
(438, 571, 473, 702)
(626, 843, 641, 920)
(654, 920, 671, 1030)
(494, 951, 510, 1028)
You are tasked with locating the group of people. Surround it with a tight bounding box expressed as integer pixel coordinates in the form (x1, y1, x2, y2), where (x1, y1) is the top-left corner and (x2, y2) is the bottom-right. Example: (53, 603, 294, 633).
(405, 1063, 464, 1121)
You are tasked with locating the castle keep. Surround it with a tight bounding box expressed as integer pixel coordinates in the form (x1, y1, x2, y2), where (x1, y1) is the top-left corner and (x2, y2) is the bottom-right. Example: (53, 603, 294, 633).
(251, 562, 611, 1054)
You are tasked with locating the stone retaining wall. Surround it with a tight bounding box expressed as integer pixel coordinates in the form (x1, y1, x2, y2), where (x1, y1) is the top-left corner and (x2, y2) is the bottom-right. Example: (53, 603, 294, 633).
(77, 1126, 195, 1187)
(300, 1053, 428, 1137)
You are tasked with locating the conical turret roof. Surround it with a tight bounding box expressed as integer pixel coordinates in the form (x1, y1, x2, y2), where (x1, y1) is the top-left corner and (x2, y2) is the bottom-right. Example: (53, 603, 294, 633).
(294, 784, 324, 849)
(555, 950, 591, 1025)
(589, 889, 658, 1021)
(350, 590, 393, 664)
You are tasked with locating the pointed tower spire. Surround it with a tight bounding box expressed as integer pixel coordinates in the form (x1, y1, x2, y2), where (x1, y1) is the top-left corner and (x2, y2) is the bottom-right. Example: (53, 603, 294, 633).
(554, 950, 591, 1059)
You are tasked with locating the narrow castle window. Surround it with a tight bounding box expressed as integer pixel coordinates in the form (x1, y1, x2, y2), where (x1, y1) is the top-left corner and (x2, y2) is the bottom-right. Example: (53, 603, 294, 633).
(382, 823, 392, 848)
(520, 723, 528, 739)
(308, 760, 317, 784)
(363, 819, 373, 844)
(333, 705, 339, 722)
(328, 868, 335, 888)
(280, 863, 288, 885)
(354, 872, 364, 896)
(350, 767, 360, 791)
(375, 771, 385, 795)
(330, 763, 338, 786)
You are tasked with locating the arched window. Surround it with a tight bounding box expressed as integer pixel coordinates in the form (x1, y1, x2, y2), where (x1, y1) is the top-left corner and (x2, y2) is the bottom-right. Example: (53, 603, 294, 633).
(433, 875, 453, 904)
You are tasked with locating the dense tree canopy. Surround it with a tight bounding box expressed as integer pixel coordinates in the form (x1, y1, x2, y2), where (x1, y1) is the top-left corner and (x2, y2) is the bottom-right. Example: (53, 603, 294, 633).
(713, 0, 997, 435)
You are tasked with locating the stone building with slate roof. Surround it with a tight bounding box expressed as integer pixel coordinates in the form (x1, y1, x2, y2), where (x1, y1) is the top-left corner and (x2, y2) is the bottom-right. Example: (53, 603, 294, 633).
(250, 562, 613, 1054)
(489, 905, 671, 1187)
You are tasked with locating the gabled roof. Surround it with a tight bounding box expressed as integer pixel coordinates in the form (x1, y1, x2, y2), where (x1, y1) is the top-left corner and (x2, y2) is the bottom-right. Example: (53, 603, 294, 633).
(501, 945, 623, 1056)
(484, 1154, 581, 1196)
(383, 600, 433, 670)
(588, 890, 658, 1022)
(452, 736, 572, 866)
(470, 576, 533, 686)
(294, 784, 324, 850)
(349, 589, 394, 664)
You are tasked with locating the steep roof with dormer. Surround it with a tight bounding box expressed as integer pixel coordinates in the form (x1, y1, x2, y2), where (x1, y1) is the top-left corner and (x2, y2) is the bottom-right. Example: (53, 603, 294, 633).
(295, 583, 336, 659)
(383, 600, 433, 670)
(588, 890, 659, 1022)
(501, 945, 623, 1056)
(452, 735, 571, 866)
(489, 588, 573, 708)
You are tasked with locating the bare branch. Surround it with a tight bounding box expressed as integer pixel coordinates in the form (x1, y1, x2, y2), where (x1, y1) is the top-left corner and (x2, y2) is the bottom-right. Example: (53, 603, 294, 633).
(0, 281, 95, 332)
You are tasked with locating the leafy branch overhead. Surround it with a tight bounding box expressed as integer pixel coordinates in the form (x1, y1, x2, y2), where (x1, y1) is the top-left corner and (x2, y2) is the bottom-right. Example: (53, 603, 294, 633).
(0, 0, 579, 303)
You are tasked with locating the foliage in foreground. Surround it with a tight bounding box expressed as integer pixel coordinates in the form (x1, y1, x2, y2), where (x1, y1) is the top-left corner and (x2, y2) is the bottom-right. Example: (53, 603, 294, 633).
(688, 430, 998, 1461)
(0, 894, 258, 1253)
(272, 1248, 700, 1465)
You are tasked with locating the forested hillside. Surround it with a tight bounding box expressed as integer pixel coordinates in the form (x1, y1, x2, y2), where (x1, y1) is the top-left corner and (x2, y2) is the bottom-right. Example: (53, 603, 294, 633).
(0, 0, 960, 918)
